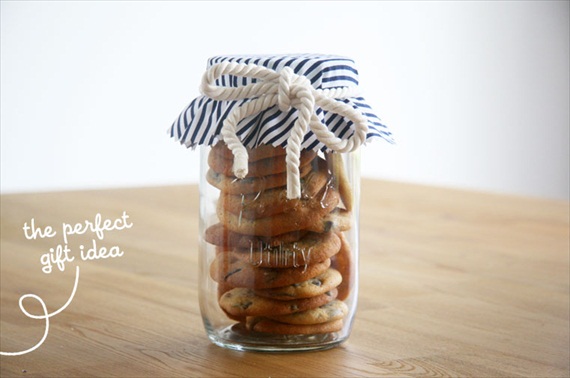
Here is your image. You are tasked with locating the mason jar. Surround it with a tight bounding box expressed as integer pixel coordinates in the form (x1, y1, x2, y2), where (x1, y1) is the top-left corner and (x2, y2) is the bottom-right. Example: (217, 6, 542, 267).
(168, 53, 392, 352)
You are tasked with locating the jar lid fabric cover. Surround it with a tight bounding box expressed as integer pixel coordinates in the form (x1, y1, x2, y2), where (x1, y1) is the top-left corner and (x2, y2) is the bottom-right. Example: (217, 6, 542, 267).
(169, 54, 392, 152)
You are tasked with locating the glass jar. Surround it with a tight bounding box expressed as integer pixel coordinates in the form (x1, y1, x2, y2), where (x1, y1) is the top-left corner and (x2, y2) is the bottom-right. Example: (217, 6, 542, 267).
(198, 142, 360, 352)
(168, 53, 392, 351)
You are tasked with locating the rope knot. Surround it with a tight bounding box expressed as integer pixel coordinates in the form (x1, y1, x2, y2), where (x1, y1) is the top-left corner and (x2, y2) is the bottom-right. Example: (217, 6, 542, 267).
(277, 67, 315, 113)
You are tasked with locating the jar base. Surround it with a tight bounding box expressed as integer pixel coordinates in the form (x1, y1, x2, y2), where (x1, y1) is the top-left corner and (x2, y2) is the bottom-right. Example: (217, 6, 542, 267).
(206, 322, 347, 353)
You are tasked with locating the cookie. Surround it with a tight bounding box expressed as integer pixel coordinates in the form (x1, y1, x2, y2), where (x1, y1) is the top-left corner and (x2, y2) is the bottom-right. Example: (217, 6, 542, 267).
(254, 268, 342, 300)
(206, 162, 313, 195)
(216, 281, 248, 322)
(266, 300, 348, 325)
(219, 287, 337, 318)
(211, 141, 287, 162)
(216, 186, 340, 236)
(205, 223, 308, 249)
(210, 254, 331, 290)
(217, 159, 331, 219)
(326, 152, 353, 211)
(221, 232, 341, 268)
(246, 317, 344, 335)
(331, 232, 352, 301)
(209, 147, 317, 177)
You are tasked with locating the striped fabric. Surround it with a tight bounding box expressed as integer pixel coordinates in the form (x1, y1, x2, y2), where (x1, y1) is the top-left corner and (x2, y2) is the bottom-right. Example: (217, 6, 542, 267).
(169, 54, 392, 151)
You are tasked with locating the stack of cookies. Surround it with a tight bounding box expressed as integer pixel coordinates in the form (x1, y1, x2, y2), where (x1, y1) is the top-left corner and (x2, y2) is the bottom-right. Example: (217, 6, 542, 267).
(205, 142, 354, 335)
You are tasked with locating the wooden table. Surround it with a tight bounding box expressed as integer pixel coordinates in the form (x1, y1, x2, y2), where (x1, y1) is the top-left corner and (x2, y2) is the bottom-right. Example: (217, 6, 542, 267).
(1, 180, 568, 377)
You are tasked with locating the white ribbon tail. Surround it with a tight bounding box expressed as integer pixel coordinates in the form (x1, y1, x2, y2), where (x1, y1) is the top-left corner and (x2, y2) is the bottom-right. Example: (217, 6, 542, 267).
(220, 94, 278, 178)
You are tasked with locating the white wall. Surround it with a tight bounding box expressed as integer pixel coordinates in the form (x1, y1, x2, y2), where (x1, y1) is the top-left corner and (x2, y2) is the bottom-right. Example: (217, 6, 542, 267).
(1, 1, 568, 200)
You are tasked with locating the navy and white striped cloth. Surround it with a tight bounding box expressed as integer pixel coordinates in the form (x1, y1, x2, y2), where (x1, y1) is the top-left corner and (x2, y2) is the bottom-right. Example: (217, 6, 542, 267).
(169, 54, 392, 151)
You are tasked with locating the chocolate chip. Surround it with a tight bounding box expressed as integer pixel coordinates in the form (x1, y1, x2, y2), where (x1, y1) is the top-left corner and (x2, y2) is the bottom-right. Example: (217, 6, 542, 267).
(224, 268, 242, 281)
(310, 278, 322, 286)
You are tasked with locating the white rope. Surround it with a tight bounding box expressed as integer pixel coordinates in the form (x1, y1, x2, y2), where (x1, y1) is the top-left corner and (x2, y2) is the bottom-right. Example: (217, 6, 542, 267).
(200, 61, 368, 199)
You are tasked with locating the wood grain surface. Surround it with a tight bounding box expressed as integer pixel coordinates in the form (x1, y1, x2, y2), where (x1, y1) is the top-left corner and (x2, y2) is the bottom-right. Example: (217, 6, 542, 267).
(1, 180, 568, 377)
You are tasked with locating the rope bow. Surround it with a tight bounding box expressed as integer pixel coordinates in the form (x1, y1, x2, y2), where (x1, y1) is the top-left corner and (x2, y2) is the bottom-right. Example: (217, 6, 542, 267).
(200, 61, 368, 199)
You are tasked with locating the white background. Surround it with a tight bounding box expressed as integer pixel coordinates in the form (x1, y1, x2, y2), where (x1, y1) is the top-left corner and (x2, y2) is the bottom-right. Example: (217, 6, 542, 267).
(1, 1, 568, 200)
